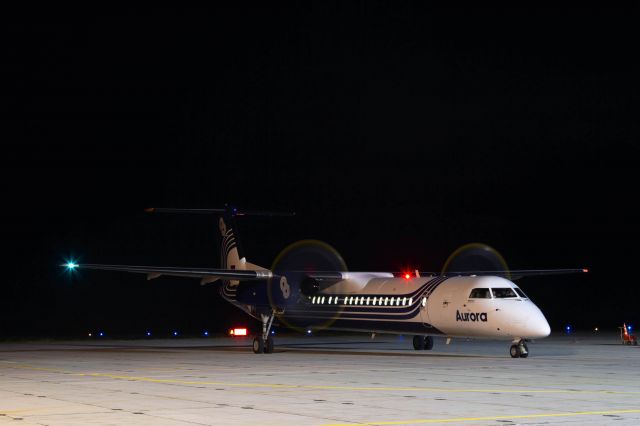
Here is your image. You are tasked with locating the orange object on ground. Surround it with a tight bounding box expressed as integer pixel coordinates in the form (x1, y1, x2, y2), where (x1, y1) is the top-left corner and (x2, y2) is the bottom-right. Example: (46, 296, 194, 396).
(620, 323, 638, 345)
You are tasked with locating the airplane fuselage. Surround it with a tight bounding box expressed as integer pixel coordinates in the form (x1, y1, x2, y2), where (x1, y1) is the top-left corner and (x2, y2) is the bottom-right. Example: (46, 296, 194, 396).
(224, 274, 550, 341)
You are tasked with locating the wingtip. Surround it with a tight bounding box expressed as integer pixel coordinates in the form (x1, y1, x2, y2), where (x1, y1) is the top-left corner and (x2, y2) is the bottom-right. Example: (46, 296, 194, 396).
(144, 208, 155, 213)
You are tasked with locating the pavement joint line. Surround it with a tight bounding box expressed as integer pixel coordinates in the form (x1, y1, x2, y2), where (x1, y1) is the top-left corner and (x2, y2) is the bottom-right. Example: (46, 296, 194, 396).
(321, 409, 640, 425)
(2, 361, 640, 396)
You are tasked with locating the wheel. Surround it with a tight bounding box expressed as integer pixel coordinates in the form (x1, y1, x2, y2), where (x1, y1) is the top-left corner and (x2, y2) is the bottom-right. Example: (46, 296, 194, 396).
(519, 343, 529, 358)
(510, 344, 521, 358)
(252, 337, 264, 354)
(424, 336, 434, 350)
(264, 336, 274, 353)
(413, 335, 425, 350)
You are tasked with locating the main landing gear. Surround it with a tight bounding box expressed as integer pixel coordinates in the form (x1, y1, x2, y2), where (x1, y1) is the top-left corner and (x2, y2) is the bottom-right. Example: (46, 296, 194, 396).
(412, 335, 434, 351)
(509, 338, 529, 358)
(253, 310, 276, 354)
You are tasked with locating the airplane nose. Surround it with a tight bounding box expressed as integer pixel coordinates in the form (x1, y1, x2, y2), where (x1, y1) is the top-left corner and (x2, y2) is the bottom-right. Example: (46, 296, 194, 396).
(530, 317, 551, 338)
(525, 310, 551, 338)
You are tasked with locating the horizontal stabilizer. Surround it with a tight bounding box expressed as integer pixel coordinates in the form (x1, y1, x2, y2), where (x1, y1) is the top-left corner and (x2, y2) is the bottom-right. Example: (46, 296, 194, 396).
(145, 207, 295, 217)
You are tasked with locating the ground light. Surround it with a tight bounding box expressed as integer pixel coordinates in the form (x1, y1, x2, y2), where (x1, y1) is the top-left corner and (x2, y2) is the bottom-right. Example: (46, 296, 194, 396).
(565, 325, 572, 334)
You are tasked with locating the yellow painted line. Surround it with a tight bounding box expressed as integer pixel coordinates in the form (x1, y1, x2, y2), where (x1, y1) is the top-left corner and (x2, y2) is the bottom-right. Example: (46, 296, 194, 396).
(322, 409, 640, 425)
(2, 361, 640, 395)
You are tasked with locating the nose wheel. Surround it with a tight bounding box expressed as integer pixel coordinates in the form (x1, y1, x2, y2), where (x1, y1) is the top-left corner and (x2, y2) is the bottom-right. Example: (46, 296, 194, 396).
(510, 339, 529, 358)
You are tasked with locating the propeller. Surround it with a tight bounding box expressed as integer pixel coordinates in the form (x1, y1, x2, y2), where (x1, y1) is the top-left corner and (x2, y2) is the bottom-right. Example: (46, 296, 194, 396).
(442, 243, 511, 279)
(268, 239, 347, 333)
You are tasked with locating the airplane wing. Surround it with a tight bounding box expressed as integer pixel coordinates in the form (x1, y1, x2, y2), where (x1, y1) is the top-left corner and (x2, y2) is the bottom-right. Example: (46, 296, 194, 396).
(68, 264, 272, 283)
(67, 264, 587, 283)
(308, 269, 588, 280)
(424, 269, 589, 280)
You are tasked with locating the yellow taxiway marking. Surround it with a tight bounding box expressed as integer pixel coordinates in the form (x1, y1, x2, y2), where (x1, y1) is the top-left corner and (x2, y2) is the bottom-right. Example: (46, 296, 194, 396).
(2, 361, 640, 396)
(322, 409, 640, 425)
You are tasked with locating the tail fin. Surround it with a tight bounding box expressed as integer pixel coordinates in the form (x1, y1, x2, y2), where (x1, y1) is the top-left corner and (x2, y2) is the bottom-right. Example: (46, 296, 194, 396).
(218, 209, 245, 272)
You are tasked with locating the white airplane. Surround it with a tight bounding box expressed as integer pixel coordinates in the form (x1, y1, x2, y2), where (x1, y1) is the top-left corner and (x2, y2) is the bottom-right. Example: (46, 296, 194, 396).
(67, 207, 587, 358)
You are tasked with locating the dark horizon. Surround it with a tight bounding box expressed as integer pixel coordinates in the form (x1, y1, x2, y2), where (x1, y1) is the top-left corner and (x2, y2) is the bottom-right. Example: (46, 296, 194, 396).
(2, 6, 638, 338)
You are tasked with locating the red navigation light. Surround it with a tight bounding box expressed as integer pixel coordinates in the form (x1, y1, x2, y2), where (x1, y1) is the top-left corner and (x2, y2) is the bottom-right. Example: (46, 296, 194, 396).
(229, 327, 247, 336)
(582, 268, 589, 273)
(404, 273, 411, 280)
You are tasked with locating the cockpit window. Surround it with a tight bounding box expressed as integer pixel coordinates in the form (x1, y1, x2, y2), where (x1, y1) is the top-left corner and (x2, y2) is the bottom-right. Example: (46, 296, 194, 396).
(514, 288, 528, 298)
(492, 288, 518, 298)
(469, 288, 491, 299)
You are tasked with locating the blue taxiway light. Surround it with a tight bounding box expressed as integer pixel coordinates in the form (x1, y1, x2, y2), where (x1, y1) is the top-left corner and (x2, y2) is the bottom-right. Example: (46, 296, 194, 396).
(99, 332, 104, 337)
(306, 329, 312, 335)
(173, 331, 178, 336)
(146, 332, 151, 337)
(565, 325, 572, 333)
(628, 325, 633, 331)
(203, 331, 209, 336)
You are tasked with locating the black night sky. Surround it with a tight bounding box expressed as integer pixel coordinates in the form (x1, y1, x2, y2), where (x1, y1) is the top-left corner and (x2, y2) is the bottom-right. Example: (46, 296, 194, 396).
(2, 6, 638, 338)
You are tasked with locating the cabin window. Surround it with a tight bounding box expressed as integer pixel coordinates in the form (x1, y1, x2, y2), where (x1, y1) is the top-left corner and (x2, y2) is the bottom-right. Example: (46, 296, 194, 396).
(366, 297, 370, 305)
(514, 288, 528, 299)
(492, 288, 518, 298)
(469, 288, 491, 299)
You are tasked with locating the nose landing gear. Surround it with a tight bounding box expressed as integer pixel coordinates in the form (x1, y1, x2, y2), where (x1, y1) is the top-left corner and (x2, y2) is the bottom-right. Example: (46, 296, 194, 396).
(510, 339, 529, 358)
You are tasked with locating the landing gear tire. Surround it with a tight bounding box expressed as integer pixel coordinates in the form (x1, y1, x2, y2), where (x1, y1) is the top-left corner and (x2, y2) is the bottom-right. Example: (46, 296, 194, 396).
(510, 342, 529, 358)
(509, 344, 520, 358)
(264, 336, 274, 354)
(424, 336, 434, 350)
(413, 335, 425, 350)
(253, 337, 264, 354)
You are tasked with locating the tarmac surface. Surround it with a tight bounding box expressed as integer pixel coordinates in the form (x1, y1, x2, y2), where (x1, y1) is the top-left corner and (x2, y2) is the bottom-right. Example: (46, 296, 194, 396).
(1, 332, 639, 425)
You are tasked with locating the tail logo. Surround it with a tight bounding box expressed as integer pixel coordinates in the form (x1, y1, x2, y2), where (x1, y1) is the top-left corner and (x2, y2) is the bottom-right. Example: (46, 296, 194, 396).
(280, 276, 291, 299)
